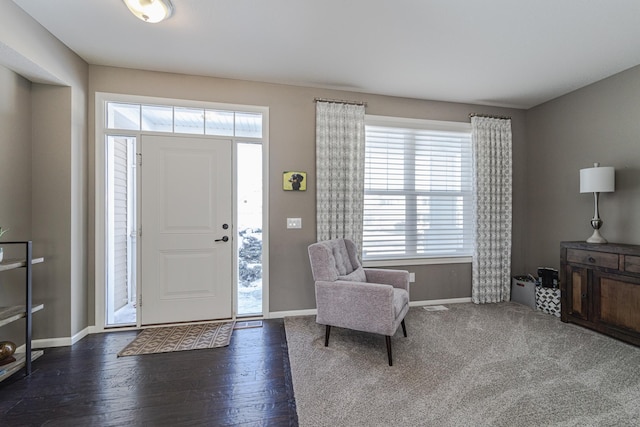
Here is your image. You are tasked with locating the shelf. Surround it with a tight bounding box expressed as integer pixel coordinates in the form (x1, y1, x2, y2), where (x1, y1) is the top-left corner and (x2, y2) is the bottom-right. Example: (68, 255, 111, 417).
(0, 350, 44, 382)
(0, 241, 43, 381)
(0, 304, 44, 328)
(0, 257, 44, 272)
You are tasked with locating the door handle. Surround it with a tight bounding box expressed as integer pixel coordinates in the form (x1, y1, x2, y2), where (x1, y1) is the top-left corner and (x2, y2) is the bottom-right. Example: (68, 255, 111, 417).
(215, 236, 229, 242)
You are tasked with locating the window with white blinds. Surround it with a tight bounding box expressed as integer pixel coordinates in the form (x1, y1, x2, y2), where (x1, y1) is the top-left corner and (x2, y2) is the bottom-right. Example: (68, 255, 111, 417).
(363, 116, 473, 261)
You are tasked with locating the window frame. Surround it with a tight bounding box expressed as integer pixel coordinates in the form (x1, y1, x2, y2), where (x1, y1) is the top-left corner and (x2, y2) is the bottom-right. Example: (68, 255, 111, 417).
(362, 115, 473, 266)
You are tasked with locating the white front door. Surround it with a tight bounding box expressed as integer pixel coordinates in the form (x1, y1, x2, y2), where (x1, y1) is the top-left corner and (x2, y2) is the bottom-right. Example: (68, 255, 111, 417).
(140, 135, 233, 325)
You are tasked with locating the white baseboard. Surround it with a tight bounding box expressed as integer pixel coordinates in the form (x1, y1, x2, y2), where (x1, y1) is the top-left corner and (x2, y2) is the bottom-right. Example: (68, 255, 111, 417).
(31, 326, 91, 349)
(88, 325, 103, 334)
(71, 326, 91, 344)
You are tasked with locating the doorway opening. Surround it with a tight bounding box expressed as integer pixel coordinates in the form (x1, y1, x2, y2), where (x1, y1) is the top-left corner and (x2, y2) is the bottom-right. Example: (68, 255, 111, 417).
(100, 96, 268, 328)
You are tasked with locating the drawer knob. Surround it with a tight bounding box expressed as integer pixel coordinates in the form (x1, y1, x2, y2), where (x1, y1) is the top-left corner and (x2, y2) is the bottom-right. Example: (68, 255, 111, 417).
(588, 256, 596, 263)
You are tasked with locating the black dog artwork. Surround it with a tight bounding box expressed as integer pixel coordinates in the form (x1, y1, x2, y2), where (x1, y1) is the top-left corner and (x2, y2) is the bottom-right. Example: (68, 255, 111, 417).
(288, 173, 304, 190)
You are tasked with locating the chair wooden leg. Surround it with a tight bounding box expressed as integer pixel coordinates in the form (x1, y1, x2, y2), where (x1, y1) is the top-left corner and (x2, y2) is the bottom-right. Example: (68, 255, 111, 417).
(325, 325, 331, 347)
(401, 319, 407, 337)
(386, 335, 393, 366)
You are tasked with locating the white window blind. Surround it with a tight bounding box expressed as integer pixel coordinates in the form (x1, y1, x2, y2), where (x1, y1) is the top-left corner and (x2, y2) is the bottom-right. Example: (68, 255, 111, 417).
(363, 117, 473, 261)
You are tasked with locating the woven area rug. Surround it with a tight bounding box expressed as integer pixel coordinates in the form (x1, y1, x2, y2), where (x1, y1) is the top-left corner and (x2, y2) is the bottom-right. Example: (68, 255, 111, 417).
(118, 321, 235, 357)
(285, 303, 640, 427)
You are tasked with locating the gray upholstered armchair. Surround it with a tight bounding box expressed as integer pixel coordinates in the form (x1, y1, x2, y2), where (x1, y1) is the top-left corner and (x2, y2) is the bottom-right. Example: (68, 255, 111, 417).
(307, 238, 410, 366)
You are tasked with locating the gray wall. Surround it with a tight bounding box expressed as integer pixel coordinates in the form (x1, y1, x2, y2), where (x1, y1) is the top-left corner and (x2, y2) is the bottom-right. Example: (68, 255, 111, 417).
(525, 64, 640, 272)
(89, 66, 528, 315)
(0, 66, 32, 345)
(0, 2, 88, 341)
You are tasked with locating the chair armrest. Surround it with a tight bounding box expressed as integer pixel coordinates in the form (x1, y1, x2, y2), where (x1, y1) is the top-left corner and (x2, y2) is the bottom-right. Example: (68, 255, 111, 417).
(315, 280, 395, 334)
(364, 268, 410, 292)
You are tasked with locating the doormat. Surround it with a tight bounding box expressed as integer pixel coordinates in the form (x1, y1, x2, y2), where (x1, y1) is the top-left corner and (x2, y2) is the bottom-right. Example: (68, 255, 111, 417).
(117, 321, 235, 357)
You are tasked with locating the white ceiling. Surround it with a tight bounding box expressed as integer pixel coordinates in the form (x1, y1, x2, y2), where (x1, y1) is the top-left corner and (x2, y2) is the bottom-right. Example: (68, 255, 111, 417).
(12, 0, 640, 109)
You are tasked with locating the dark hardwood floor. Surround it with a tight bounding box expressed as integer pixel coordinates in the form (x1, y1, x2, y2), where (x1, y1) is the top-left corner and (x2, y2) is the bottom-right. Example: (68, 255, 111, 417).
(0, 319, 298, 426)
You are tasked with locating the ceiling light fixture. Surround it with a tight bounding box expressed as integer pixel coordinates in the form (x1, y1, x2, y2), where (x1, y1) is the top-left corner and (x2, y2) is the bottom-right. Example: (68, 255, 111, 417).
(123, 0, 174, 24)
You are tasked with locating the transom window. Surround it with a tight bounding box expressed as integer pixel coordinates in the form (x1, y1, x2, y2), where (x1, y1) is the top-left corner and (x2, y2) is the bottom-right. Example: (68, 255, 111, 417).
(363, 116, 473, 261)
(106, 102, 262, 138)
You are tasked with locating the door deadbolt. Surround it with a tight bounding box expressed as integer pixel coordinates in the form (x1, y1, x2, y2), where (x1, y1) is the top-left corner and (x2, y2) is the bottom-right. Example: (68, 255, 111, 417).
(222, 223, 229, 229)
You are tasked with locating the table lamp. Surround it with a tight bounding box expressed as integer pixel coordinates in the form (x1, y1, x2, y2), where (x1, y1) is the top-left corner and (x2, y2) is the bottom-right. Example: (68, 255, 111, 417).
(580, 162, 615, 243)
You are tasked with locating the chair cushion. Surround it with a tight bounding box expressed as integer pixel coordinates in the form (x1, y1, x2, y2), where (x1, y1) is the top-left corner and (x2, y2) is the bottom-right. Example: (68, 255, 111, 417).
(308, 238, 364, 282)
(393, 288, 409, 318)
(324, 239, 359, 276)
(338, 266, 367, 282)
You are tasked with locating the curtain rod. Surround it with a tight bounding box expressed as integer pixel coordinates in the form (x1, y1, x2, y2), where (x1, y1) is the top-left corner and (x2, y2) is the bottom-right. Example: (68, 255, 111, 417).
(469, 113, 511, 120)
(314, 97, 367, 107)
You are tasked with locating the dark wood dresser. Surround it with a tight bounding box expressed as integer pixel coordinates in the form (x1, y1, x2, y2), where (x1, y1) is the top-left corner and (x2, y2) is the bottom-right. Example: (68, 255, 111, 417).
(560, 241, 640, 346)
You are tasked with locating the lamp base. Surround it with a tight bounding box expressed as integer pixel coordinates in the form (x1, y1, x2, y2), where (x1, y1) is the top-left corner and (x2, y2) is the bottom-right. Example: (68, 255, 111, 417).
(586, 228, 608, 244)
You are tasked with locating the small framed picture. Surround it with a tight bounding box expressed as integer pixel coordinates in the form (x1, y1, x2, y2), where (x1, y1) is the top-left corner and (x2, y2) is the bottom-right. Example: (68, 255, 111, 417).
(283, 171, 307, 191)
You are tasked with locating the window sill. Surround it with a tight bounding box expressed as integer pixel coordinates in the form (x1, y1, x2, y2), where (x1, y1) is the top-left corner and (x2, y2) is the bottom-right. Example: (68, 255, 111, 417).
(362, 257, 472, 268)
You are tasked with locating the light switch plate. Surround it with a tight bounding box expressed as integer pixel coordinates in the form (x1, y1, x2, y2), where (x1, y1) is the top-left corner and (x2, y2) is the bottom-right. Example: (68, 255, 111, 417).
(287, 218, 302, 229)
(409, 272, 415, 282)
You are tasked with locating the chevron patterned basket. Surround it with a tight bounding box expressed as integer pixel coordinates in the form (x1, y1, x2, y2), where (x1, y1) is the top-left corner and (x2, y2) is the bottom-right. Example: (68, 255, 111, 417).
(536, 287, 561, 317)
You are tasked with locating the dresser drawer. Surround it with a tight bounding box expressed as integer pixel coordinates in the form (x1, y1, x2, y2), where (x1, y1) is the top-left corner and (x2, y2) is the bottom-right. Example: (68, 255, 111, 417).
(625, 255, 640, 274)
(566, 249, 619, 270)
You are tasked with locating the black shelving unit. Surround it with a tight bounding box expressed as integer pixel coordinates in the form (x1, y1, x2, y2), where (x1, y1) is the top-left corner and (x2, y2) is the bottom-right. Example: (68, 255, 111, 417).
(0, 241, 44, 381)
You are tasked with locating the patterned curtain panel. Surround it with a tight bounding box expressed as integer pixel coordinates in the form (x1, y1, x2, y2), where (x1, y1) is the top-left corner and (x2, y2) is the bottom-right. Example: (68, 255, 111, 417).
(315, 101, 366, 250)
(471, 116, 513, 304)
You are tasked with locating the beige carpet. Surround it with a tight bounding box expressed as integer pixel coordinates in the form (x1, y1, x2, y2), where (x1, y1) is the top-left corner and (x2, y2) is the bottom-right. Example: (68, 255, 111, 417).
(118, 321, 235, 357)
(285, 303, 640, 427)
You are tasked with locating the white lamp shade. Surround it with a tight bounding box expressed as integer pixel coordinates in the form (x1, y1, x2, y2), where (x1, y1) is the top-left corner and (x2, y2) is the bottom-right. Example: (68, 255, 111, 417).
(580, 165, 615, 193)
